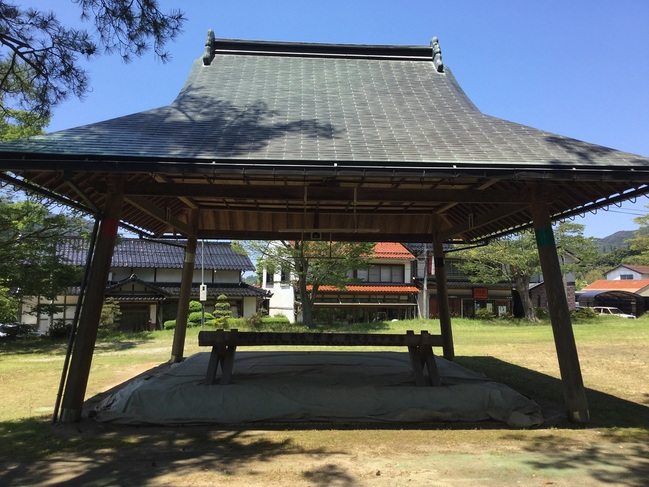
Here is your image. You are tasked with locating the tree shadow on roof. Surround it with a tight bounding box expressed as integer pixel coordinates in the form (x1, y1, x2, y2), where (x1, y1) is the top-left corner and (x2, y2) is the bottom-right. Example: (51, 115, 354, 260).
(25, 92, 345, 160)
(545, 135, 648, 166)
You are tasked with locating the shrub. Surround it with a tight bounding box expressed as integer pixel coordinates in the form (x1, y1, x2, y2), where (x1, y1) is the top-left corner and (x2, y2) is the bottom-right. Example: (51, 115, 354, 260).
(213, 294, 232, 327)
(572, 306, 597, 320)
(0, 286, 18, 323)
(99, 298, 122, 333)
(189, 300, 202, 313)
(188, 311, 216, 327)
(228, 317, 247, 328)
(262, 315, 291, 326)
(163, 320, 176, 330)
(534, 307, 550, 320)
(246, 312, 264, 330)
(475, 307, 496, 321)
(48, 320, 73, 339)
(244, 313, 291, 330)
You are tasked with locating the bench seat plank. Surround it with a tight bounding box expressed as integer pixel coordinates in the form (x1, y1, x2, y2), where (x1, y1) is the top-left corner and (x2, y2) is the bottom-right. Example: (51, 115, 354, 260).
(199, 330, 444, 348)
(199, 329, 443, 387)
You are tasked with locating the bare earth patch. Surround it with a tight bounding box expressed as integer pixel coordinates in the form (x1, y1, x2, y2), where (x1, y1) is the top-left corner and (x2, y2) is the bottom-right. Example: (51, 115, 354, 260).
(5, 424, 648, 486)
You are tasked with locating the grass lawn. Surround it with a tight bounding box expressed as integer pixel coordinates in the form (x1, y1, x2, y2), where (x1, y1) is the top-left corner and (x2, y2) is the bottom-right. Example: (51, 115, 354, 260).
(1, 316, 648, 486)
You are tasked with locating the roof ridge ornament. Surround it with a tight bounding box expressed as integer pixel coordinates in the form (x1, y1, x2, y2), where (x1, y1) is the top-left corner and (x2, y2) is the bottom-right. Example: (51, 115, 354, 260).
(431, 37, 444, 72)
(203, 29, 216, 66)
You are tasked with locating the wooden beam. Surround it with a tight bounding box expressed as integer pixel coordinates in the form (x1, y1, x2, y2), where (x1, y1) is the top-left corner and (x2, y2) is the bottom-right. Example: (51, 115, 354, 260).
(170, 213, 199, 363)
(124, 195, 194, 236)
(433, 225, 454, 360)
(530, 193, 589, 423)
(114, 182, 533, 204)
(60, 177, 123, 423)
(440, 205, 525, 241)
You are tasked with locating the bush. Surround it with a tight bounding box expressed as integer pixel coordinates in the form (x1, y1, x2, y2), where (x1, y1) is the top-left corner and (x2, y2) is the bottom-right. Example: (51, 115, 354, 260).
(475, 307, 496, 321)
(534, 307, 550, 320)
(262, 315, 291, 326)
(246, 312, 264, 330)
(572, 306, 597, 320)
(213, 294, 232, 327)
(228, 318, 247, 328)
(188, 311, 216, 327)
(99, 298, 122, 333)
(244, 313, 291, 330)
(163, 320, 176, 330)
(47, 320, 72, 339)
(189, 300, 202, 313)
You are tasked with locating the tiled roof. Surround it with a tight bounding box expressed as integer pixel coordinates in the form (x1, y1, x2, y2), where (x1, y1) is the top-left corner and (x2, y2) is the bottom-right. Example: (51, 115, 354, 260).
(157, 282, 270, 298)
(372, 243, 414, 259)
(581, 280, 649, 293)
(58, 238, 254, 271)
(107, 275, 170, 296)
(2, 39, 646, 168)
(314, 284, 419, 293)
(617, 265, 649, 275)
(2, 38, 648, 244)
(415, 277, 512, 289)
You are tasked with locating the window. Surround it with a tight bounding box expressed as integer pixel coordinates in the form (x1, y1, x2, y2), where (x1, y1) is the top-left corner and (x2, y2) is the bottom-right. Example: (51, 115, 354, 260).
(367, 264, 404, 283)
(266, 265, 275, 285)
(348, 265, 404, 283)
(280, 266, 290, 283)
(620, 274, 634, 280)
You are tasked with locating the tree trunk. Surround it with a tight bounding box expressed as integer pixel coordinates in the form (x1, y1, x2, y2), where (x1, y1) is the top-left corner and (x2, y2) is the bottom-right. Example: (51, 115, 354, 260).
(296, 274, 314, 327)
(301, 295, 314, 327)
(514, 273, 537, 321)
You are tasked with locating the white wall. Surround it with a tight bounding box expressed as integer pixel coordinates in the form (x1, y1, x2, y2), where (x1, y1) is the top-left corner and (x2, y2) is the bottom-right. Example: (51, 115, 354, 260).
(606, 267, 648, 280)
(263, 266, 296, 323)
(242, 296, 258, 318)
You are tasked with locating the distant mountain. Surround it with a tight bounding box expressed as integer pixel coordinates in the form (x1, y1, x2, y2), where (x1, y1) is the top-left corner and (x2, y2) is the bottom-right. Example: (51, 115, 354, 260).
(593, 230, 636, 252)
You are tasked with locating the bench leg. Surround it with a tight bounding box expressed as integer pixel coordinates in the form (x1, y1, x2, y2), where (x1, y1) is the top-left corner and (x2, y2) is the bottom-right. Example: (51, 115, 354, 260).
(422, 345, 442, 386)
(408, 345, 441, 387)
(219, 345, 237, 385)
(205, 345, 223, 385)
(408, 346, 427, 386)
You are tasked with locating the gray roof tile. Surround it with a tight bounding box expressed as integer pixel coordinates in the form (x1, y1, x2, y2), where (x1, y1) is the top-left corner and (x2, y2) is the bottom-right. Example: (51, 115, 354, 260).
(2, 39, 646, 168)
(58, 238, 254, 271)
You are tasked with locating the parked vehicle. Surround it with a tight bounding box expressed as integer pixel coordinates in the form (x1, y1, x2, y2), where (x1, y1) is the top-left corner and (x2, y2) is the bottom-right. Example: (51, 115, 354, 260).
(0, 322, 38, 340)
(592, 307, 636, 319)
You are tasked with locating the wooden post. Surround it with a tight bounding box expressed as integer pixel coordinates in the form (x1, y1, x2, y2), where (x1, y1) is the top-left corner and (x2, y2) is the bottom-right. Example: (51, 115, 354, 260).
(170, 235, 198, 363)
(433, 236, 454, 360)
(530, 196, 590, 423)
(60, 179, 123, 423)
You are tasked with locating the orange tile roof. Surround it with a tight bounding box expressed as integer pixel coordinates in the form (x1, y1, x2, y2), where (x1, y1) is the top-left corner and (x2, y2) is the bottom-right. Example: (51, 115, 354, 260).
(372, 242, 414, 259)
(313, 284, 419, 293)
(582, 279, 649, 293)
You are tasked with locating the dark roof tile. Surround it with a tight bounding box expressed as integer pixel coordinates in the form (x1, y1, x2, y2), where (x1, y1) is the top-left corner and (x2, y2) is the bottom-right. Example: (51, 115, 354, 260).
(2, 39, 646, 168)
(58, 238, 254, 271)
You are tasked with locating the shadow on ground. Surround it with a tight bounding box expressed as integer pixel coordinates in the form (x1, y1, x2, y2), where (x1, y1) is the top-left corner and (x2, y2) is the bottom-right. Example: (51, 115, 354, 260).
(455, 356, 649, 429)
(0, 419, 335, 486)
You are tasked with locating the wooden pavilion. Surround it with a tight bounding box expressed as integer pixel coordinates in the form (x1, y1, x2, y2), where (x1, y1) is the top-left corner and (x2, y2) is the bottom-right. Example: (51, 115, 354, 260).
(2, 33, 648, 424)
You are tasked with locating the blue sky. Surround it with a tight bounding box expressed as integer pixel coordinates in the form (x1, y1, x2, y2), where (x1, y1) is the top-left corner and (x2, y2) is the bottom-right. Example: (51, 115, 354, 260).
(32, 1, 649, 238)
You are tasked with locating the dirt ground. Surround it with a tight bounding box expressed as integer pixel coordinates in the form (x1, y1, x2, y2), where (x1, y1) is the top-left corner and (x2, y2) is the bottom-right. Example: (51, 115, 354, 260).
(3, 420, 648, 486)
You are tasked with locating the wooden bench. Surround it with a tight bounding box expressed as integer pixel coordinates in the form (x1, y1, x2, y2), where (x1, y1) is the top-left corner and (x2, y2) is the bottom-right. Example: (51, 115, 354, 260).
(198, 329, 442, 387)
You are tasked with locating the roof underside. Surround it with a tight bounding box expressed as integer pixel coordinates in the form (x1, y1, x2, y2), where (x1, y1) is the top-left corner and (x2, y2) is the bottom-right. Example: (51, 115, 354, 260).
(1, 37, 648, 243)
